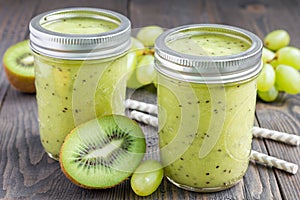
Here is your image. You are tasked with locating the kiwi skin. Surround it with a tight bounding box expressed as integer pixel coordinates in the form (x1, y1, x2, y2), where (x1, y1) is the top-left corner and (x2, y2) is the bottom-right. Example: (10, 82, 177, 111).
(2, 40, 35, 93)
(60, 129, 124, 190)
(59, 115, 146, 189)
(3, 66, 35, 93)
(60, 154, 130, 189)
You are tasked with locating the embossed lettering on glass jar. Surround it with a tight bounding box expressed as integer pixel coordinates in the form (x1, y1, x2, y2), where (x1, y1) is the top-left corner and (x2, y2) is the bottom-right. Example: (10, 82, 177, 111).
(29, 7, 131, 160)
(154, 24, 262, 192)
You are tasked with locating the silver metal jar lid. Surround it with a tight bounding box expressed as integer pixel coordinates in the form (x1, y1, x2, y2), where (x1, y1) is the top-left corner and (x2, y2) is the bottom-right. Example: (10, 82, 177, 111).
(154, 24, 263, 84)
(29, 7, 131, 60)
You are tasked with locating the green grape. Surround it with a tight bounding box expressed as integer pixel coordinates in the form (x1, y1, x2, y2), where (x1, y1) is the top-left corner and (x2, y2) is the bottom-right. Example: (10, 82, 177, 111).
(136, 54, 155, 85)
(136, 26, 164, 46)
(262, 47, 275, 63)
(126, 52, 144, 89)
(130, 37, 145, 51)
(258, 86, 279, 102)
(126, 37, 147, 89)
(130, 160, 164, 196)
(275, 64, 300, 94)
(257, 63, 275, 92)
(276, 46, 300, 70)
(127, 52, 138, 71)
(264, 29, 290, 51)
(153, 76, 158, 88)
(270, 59, 280, 68)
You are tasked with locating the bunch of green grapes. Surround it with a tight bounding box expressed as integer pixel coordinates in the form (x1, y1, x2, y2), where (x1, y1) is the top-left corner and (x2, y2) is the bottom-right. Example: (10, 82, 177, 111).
(127, 26, 164, 89)
(257, 29, 300, 102)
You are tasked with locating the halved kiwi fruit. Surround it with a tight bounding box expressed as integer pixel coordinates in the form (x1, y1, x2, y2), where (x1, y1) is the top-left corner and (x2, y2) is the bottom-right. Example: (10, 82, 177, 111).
(60, 115, 146, 189)
(2, 40, 35, 93)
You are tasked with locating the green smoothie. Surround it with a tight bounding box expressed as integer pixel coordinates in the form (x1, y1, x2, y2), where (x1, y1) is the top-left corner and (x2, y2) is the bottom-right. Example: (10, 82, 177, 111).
(167, 33, 250, 56)
(42, 17, 118, 34)
(157, 30, 257, 191)
(31, 9, 130, 160)
(35, 55, 127, 160)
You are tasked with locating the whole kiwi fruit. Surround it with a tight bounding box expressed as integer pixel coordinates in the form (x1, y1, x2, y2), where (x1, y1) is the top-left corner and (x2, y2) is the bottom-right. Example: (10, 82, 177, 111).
(59, 115, 146, 189)
(2, 40, 35, 93)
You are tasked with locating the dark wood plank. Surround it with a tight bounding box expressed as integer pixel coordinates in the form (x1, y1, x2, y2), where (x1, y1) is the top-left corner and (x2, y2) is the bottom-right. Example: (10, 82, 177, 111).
(35, 0, 128, 16)
(211, 0, 300, 47)
(0, 0, 38, 107)
(248, 138, 283, 200)
(129, 0, 208, 28)
(256, 95, 300, 199)
(247, 0, 300, 199)
(0, 1, 41, 198)
(0, 0, 129, 199)
(0, 0, 299, 199)
(0, 90, 46, 199)
(235, 0, 300, 198)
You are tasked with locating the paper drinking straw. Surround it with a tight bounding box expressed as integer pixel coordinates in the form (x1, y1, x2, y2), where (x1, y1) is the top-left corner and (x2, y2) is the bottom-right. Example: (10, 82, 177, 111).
(252, 126, 300, 146)
(125, 99, 158, 115)
(126, 99, 300, 146)
(250, 150, 298, 174)
(130, 110, 158, 127)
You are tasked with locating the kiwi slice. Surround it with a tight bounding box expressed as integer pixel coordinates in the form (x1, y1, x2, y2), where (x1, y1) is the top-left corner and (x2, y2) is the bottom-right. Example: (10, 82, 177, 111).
(2, 40, 35, 93)
(60, 115, 146, 189)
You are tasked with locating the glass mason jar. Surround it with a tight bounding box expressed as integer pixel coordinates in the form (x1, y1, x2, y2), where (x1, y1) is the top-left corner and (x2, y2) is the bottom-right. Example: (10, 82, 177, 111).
(154, 24, 262, 192)
(29, 8, 131, 160)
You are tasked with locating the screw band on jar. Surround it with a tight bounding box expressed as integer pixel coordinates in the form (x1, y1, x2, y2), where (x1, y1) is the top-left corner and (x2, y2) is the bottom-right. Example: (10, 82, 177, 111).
(155, 24, 263, 84)
(29, 7, 131, 60)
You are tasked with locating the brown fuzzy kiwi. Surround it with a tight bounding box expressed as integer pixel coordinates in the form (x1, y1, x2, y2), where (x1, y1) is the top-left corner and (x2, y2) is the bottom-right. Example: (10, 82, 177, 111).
(59, 115, 146, 189)
(2, 40, 35, 93)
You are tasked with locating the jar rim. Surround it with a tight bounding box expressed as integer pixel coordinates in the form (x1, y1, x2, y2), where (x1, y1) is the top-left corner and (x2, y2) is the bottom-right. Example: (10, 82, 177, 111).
(154, 24, 263, 84)
(29, 7, 131, 60)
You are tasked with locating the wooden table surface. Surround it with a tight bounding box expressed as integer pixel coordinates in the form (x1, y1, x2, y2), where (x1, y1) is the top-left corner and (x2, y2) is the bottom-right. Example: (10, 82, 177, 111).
(0, 0, 300, 199)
